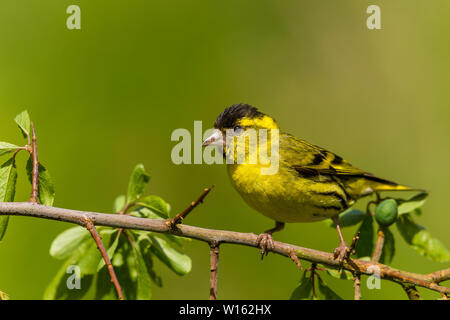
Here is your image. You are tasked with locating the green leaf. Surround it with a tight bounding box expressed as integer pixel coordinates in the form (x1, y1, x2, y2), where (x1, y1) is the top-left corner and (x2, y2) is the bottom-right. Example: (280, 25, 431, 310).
(317, 278, 343, 300)
(131, 207, 162, 220)
(127, 164, 151, 204)
(329, 209, 366, 228)
(145, 253, 163, 287)
(79, 230, 115, 275)
(414, 208, 422, 216)
(149, 235, 192, 275)
(0, 142, 21, 157)
(130, 237, 152, 300)
(355, 215, 374, 258)
(78, 241, 104, 276)
(113, 195, 126, 212)
(0, 159, 18, 241)
(290, 272, 313, 300)
(44, 240, 93, 300)
(94, 267, 117, 300)
(98, 238, 138, 300)
(26, 158, 55, 206)
(137, 195, 170, 218)
(50, 226, 90, 260)
(112, 250, 125, 267)
(160, 234, 190, 248)
(14, 110, 31, 138)
(396, 214, 450, 262)
(325, 267, 353, 281)
(380, 228, 395, 264)
(398, 192, 428, 215)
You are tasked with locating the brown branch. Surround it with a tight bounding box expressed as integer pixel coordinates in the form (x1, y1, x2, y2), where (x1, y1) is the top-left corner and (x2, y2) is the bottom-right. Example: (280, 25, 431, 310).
(372, 228, 385, 263)
(429, 268, 450, 283)
(353, 273, 361, 300)
(401, 284, 422, 300)
(209, 243, 220, 300)
(29, 122, 39, 203)
(0, 201, 449, 296)
(82, 216, 123, 300)
(167, 186, 214, 228)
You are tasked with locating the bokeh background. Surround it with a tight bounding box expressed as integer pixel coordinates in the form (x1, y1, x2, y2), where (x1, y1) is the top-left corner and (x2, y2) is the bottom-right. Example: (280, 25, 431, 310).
(0, 0, 449, 300)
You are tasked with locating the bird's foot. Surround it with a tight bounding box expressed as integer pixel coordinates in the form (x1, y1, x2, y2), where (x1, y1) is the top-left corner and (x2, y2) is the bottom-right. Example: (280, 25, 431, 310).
(333, 242, 352, 264)
(333, 233, 359, 265)
(256, 232, 275, 259)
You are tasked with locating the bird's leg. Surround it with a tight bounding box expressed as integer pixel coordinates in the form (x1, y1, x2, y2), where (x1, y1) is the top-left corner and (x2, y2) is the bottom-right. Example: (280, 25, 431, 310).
(332, 215, 350, 264)
(256, 221, 285, 259)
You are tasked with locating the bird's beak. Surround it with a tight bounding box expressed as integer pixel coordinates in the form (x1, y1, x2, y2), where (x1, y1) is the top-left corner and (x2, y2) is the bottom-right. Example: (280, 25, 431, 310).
(202, 129, 223, 147)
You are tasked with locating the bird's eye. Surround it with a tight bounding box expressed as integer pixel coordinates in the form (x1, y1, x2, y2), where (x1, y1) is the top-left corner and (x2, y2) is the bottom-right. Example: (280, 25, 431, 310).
(233, 125, 243, 134)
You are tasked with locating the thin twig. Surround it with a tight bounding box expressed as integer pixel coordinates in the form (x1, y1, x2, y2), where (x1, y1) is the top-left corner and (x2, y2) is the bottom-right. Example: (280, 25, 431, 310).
(1, 201, 449, 295)
(209, 243, 220, 300)
(120, 202, 134, 215)
(29, 122, 39, 203)
(401, 284, 422, 300)
(353, 272, 361, 300)
(289, 249, 303, 270)
(11, 146, 26, 164)
(167, 186, 214, 228)
(82, 216, 123, 300)
(372, 228, 385, 263)
(344, 231, 360, 262)
(310, 263, 317, 299)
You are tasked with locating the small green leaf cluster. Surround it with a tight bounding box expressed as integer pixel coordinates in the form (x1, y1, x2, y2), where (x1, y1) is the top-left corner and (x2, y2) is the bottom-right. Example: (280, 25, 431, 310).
(45, 164, 192, 300)
(328, 192, 449, 264)
(0, 111, 55, 241)
(317, 192, 450, 299)
(290, 269, 342, 300)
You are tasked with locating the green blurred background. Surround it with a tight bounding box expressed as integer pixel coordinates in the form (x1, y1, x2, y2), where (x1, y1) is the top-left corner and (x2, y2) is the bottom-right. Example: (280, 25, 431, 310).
(0, 0, 449, 299)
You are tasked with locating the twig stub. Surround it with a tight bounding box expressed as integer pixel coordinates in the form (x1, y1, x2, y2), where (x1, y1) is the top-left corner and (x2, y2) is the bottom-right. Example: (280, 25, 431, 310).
(82, 216, 124, 300)
(167, 185, 214, 229)
(372, 228, 385, 263)
(353, 272, 361, 300)
(209, 243, 220, 300)
(29, 122, 39, 203)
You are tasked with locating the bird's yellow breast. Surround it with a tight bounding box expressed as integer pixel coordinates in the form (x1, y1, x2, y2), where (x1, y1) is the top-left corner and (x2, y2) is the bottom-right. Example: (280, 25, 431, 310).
(227, 162, 341, 223)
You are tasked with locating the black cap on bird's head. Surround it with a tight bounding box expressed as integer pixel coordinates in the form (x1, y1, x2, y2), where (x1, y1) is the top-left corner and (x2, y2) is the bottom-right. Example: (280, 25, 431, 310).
(203, 103, 278, 147)
(214, 103, 263, 130)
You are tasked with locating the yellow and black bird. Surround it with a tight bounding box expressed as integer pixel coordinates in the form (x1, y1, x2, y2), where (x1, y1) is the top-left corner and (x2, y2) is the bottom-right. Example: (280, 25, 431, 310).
(202, 103, 414, 262)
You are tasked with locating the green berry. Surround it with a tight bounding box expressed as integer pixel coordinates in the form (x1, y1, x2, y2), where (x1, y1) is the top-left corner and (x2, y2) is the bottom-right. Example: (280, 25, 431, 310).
(375, 199, 398, 226)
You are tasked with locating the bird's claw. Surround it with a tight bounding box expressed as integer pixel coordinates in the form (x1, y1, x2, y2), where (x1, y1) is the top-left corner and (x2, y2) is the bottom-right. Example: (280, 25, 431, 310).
(256, 232, 275, 259)
(333, 242, 353, 264)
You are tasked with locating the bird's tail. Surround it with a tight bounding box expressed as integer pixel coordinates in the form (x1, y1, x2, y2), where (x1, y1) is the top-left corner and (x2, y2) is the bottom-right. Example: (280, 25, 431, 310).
(365, 174, 424, 193)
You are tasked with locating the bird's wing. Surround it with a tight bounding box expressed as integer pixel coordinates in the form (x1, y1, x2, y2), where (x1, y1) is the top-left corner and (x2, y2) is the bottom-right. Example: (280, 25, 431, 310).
(279, 133, 369, 177)
(279, 133, 414, 198)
